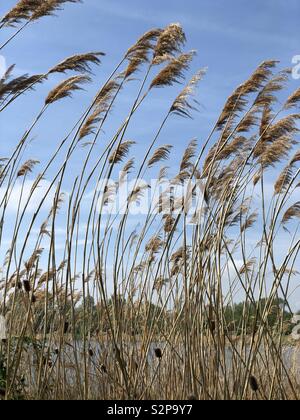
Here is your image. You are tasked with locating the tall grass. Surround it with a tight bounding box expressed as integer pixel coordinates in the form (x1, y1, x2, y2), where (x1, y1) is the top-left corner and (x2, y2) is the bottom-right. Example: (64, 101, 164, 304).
(1, 0, 300, 400)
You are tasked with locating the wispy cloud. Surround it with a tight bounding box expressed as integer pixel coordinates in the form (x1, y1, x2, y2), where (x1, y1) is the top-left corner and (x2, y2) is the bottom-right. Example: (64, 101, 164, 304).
(0, 179, 54, 215)
(90, 0, 157, 24)
(90, 0, 299, 50)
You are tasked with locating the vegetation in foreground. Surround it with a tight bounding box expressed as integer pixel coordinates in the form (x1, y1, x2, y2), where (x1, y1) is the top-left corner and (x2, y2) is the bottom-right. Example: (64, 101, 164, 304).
(1, 0, 300, 400)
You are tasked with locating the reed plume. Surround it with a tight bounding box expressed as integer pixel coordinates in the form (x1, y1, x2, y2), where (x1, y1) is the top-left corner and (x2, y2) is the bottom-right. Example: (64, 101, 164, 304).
(109, 141, 136, 164)
(152, 23, 186, 65)
(45, 75, 90, 105)
(148, 145, 173, 167)
(282, 202, 300, 224)
(170, 69, 206, 118)
(49, 52, 105, 74)
(150, 52, 195, 89)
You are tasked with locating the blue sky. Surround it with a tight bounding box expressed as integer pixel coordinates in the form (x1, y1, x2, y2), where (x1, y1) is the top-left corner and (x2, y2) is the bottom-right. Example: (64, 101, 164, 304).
(1, 0, 299, 157)
(0, 0, 300, 308)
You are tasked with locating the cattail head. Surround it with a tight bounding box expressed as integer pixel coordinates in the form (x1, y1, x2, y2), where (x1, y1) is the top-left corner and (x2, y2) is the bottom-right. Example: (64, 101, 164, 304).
(208, 320, 216, 334)
(154, 348, 163, 359)
(63, 321, 69, 334)
(249, 376, 259, 392)
(23, 280, 31, 293)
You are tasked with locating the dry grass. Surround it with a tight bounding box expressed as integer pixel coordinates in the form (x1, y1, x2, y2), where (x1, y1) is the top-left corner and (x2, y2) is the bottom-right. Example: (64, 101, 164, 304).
(0, 1, 300, 401)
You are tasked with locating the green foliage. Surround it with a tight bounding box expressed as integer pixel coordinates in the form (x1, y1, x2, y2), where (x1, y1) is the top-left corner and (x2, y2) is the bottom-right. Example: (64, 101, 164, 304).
(224, 298, 293, 336)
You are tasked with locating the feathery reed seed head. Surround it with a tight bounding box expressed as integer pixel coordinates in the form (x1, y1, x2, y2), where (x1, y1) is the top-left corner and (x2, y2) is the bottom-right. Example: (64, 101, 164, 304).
(49, 52, 105, 74)
(150, 51, 195, 89)
(152, 23, 186, 65)
(45, 75, 90, 105)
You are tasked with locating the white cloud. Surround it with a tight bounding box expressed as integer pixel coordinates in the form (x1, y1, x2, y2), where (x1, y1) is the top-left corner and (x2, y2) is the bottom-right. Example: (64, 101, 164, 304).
(0, 55, 6, 79)
(0, 179, 55, 215)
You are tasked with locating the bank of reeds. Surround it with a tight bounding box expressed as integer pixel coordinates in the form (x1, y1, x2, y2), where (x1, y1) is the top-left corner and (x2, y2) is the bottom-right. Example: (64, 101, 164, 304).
(0, 0, 300, 400)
